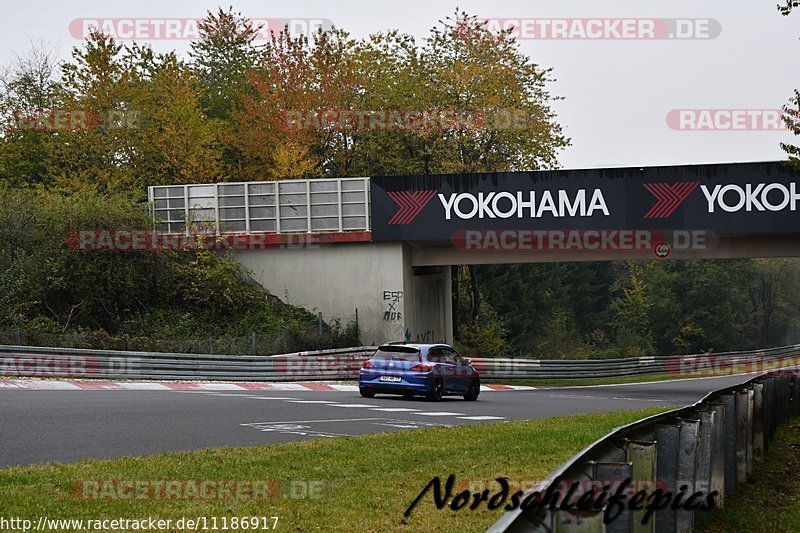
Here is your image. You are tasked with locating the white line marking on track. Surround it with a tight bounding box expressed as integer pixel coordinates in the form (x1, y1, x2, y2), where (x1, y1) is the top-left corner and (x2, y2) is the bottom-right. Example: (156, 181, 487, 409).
(195, 392, 255, 398)
(242, 396, 300, 400)
(119, 383, 171, 390)
(327, 385, 359, 391)
(0, 381, 81, 390)
(414, 412, 464, 416)
(611, 397, 671, 402)
(173, 391, 302, 400)
(457, 416, 506, 420)
(241, 418, 384, 425)
(285, 400, 337, 404)
(242, 423, 348, 438)
(264, 384, 316, 390)
(329, 404, 379, 408)
(368, 408, 420, 412)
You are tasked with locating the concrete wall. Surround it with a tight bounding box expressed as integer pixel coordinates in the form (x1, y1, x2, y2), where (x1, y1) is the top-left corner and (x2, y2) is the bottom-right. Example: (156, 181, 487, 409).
(233, 241, 452, 346)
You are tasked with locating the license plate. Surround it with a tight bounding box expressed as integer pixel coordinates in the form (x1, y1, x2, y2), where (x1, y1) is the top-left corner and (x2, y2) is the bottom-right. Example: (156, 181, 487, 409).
(379, 376, 402, 382)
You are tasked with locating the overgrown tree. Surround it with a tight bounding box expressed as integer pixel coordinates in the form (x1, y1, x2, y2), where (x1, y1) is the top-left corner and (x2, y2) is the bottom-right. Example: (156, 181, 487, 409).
(0, 43, 63, 187)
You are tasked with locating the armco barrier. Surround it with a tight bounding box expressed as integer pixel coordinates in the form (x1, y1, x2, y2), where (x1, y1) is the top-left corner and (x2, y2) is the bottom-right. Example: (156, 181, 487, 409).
(0, 345, 377, 381)
(487, 370, 800, 532)
(0, 344, 799, 381)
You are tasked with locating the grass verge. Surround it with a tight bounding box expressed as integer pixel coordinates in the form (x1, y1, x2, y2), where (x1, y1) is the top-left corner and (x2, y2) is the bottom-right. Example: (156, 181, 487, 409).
(702, 417, 800, 532)
(0, 408, 671, 532)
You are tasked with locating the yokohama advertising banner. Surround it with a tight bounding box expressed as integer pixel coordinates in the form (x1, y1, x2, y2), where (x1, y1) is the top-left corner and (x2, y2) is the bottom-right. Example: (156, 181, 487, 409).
(369, 161, 800, 241)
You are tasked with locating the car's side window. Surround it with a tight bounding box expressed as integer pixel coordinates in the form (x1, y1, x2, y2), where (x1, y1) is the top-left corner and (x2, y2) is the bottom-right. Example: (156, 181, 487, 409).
(427, 348, 444, 363)
(441, 348, 459, 364)
(438, 348, 456, 365)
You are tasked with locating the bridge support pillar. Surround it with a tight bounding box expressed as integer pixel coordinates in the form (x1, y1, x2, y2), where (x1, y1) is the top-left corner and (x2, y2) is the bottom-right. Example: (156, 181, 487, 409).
(233, 241, 453, 346)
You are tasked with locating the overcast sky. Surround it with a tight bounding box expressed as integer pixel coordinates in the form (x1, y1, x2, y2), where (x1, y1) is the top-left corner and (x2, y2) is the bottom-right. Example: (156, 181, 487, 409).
(2, 0, 798, 170)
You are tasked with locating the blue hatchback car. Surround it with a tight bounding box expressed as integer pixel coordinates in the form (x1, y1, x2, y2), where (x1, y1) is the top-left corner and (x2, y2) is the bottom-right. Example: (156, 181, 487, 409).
(358, 343, 480, 401)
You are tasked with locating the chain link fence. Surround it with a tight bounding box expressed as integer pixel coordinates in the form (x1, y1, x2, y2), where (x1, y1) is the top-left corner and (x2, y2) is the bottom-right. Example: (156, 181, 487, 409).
(0, 313, 359, 356)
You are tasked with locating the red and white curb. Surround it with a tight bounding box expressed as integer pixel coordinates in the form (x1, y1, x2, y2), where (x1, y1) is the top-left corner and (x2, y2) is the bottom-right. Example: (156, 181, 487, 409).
(0, 379, 539, 392)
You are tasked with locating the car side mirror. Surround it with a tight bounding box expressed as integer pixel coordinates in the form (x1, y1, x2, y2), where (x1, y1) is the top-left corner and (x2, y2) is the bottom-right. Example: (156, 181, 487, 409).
(463, 358, 472, 366)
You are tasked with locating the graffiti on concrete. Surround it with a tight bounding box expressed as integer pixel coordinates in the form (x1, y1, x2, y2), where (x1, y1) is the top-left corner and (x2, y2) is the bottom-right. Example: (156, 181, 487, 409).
(382, 290, 403, 321)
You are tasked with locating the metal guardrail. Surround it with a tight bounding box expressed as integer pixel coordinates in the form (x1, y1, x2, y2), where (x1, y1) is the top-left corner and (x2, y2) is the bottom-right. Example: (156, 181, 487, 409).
(487, 370, 799, 532)
(0, 344, 798, 382)
(0, 345, 377, 381)
(1, 323, 360, 357)
(471, 344, 800, 380)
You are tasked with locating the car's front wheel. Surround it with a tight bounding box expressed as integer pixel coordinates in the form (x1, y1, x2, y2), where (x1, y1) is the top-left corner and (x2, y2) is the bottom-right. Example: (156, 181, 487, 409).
(464, 379, 480, 401)
(360, 388, 375, 398)
(426, 379, 443, 402)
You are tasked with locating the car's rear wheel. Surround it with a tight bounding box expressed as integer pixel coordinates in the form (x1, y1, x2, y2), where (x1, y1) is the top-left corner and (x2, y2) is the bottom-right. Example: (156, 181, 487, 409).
(360, 388, 375, 398)
(464, 379, 480, 401)
(426, 379, 443, 402)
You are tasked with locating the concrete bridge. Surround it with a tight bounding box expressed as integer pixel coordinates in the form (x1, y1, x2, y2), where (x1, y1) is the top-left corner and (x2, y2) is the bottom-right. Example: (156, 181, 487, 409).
(149, 161, 800, 345)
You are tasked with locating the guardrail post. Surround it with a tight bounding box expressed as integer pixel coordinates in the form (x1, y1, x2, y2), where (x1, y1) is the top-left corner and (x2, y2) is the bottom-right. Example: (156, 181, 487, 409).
(734, 391, 749, 486)
(783, 375, 792, 422)
(626, 440, 657, 533)
(655, 424, 679, 533)
(677, 418, 700, 533)
(707, 403, 726, 509)
(13, 329, 20, 345)
(786, 374, 792, 416)
(694, 410, 715, 528)
(780, 375, 788, 423)
(719, 394, 737, 498)
(780, 375, 787, 423)
(752, 383, 764, 464)
(793, 374, 800, 416)
(746, 387, 754, 478)
(593, 462, 633, 533)
(770, 376, 779, 442)
(251, 332, 257, 356)
(763, 377, 773, 450)
(552, 506, 604, 532)
(775, 376, 783, 426)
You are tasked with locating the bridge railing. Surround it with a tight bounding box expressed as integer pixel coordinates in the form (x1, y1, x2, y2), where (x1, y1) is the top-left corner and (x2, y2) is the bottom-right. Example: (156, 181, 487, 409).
(0, 344, 798, 382)
(148, 177, 371, 235)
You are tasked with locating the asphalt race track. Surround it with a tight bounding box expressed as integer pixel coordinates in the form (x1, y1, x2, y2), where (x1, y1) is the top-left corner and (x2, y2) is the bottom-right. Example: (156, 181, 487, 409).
(0, 374, 754, 467)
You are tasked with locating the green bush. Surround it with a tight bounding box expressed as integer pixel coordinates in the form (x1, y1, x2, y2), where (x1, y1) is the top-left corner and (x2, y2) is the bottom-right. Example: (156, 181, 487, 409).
(0, 186, 356, 354)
